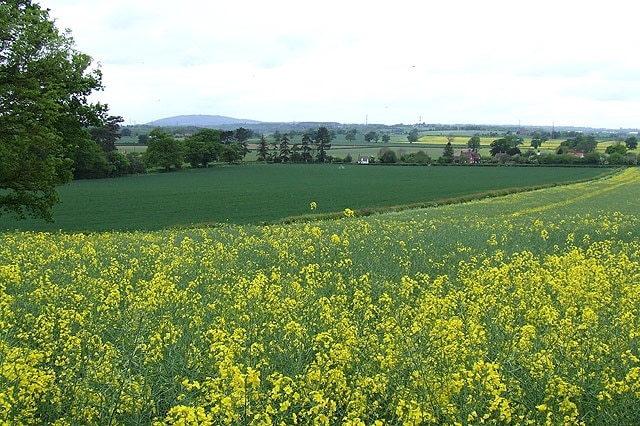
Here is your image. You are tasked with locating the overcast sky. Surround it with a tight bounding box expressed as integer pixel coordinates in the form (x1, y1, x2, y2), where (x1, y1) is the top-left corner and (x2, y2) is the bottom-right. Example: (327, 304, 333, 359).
(41, 0, 640, 129)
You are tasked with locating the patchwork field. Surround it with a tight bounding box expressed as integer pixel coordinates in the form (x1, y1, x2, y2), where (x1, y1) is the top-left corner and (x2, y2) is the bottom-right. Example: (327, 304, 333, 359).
(1, 167, 639, 424)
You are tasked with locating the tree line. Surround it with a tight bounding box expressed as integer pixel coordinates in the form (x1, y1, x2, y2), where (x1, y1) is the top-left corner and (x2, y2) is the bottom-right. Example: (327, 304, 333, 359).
(142, 126, 336, 170)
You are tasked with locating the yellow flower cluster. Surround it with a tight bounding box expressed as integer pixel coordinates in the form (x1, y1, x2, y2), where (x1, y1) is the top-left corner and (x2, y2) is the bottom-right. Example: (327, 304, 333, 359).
(0, 168, 639, 424)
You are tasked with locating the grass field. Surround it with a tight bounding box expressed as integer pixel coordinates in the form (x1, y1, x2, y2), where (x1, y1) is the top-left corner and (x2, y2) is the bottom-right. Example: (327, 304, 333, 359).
(0, 165, 611, 232)
(1, 168, 638, 425)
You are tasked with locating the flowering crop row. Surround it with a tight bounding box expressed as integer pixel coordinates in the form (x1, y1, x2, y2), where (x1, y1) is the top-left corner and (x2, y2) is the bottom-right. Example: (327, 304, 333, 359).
(1, 168, 639, 425)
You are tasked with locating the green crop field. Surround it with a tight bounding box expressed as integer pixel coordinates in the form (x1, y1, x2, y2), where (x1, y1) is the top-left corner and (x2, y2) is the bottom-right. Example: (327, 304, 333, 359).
(0, 165, 612, 232)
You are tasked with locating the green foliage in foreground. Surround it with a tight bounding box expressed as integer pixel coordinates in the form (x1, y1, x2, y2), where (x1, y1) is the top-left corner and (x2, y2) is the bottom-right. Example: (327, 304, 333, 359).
(1, 169, 639, 424)
(0, 0, 106, 221)
(0, 165, 611, 232)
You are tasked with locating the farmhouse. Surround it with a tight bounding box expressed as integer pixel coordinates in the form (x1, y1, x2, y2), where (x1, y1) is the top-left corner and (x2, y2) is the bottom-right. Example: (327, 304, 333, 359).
(357, 155, 370, 164)
(454, 149, 481, 164)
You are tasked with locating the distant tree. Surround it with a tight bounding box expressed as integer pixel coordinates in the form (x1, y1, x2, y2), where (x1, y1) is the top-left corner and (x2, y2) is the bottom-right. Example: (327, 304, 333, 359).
(315, 126, 332, 163)
(407, 128, 419, 143)
(220, 130, 235, 145)
(345, 129, 357, 142)
(467, 135, 481, 150)
(144, 128, 183, 170)
(269, 141, 279, 162)
(290, 144, 302, 162)
(563, 134, 598, 153)
(401, 150, 431, 164)
(120, 128, 132, 137)
(605, 143, 628, 155)
(234, 127, 253, 143)
(441, 141, 455, 163)
(625, 135, 638, 150)
(382, 133, 391, 143)
(89, 115, 124, 153)
(305, 128, 319, 142)
(364, 131, 379, 143)
(105, 151, 131, 177)
(279, 133, 291, 163)
(272, 130, 282, 144)
(378, 148, 397, 163)
(125, 152, 146, 174)
(221, 144, 242, 164)
(490, 133, 523, 156)
(301, 132, 314, 163)
(530, 137, 543, 149)
(1, 0, 107, 220)
(138, 134, 149, 145)
(530, 131, 549, 149)
(68, 137, 111, 179)
(257, 134, 269, 162)
(233, 127, 251, 158)
(183, 129, 221, 167)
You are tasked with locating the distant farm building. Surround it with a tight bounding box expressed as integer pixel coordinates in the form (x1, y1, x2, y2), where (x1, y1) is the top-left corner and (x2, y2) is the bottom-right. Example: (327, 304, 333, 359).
(357, 155, 370, 164)
(454, 149, 481, 164)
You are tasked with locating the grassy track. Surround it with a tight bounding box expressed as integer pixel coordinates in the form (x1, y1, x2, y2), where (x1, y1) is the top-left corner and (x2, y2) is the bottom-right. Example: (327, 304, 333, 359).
(0, 165, 610, 232)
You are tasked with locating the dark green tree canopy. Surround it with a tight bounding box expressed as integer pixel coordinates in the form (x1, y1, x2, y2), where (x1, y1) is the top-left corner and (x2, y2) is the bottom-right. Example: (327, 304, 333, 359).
(407, 128, 419, 143)
(256, 134, 269, 162)
(467, 135, 481, 150)
(315, 126, 332, 163)
(279, 133, 291, 163)
(561, 134, 598, 153)
(364, 131, 379, 143)
(0, 0, 107, 221)
(490, 133, 523, 156)
(625, 135, 637, 150)
(183, 129, 221, 168)
(378, 147, 397, 163)
(89, 115, 124, 153)
(441, 141, 455, 163)
(143, 128, 183, 170)
(605, 143, 627, 156)
(345, 129, 357, 142)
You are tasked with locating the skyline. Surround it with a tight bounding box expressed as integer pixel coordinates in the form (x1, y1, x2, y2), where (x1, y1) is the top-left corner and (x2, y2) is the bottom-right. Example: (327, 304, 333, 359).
(41, 0, 640, 129)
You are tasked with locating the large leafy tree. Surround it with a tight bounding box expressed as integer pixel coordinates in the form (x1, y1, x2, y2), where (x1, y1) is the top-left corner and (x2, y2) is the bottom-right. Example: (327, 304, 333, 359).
(183, 129, 221, 168)
(364, 131, 379, 143)
(490, 133, 523, 156)
(625, 135, 638, 150)
(560, 134, 598, 154)
(0, 0, 107, 220)
(467, 135, 481, 150)
(143, 129, 183, 170)
(407, 128, 419, 143)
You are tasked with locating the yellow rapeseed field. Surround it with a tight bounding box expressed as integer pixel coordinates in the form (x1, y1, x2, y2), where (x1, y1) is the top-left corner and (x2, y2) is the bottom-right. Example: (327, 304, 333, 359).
(1, 168, 639, 425)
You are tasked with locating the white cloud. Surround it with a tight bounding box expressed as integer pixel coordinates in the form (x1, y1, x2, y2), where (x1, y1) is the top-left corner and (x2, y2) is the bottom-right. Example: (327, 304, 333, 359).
(40, 0, 640, 128)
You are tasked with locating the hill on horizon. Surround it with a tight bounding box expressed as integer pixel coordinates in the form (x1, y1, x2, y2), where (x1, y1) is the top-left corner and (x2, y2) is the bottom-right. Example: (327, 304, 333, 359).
(146, 114, 262, 127)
